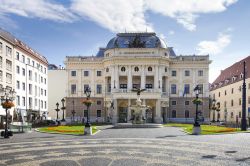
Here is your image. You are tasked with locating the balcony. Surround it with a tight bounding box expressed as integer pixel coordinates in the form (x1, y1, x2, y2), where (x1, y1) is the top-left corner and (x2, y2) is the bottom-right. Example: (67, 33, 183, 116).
(112, 88, 162, 99)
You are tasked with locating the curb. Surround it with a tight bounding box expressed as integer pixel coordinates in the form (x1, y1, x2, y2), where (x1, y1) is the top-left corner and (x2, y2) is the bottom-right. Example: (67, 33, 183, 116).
(35, 128, 100, 136)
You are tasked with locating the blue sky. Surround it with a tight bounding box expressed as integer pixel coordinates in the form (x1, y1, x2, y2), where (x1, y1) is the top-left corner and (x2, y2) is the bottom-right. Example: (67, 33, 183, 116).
(0, 0, 249, 83)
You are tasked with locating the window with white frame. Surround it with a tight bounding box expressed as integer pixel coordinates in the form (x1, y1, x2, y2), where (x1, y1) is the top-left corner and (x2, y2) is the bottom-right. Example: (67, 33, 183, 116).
(184, 70, 190, 76)
(198, 70, 203, 76)
(6, 46, 12, 57)
(16, 81, 20, 89)
(0, 56, 2, 68)
(6, 59, 12, 71)
(22, 97, 25, 106)
(6, 73, 12, 84)
(22, 55, 25, 63)
(71, 84, 76, 94)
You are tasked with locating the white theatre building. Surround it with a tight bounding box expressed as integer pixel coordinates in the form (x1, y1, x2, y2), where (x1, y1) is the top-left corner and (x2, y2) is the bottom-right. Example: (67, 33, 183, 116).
(65, 32, 210, 124)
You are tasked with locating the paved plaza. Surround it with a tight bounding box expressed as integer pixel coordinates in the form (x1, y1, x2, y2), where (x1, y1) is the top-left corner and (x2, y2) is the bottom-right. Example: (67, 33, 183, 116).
(0, 127, 250, 166)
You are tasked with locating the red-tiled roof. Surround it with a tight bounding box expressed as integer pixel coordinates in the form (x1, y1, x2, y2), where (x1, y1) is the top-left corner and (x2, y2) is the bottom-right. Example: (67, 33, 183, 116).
(210, 55, 250, 90)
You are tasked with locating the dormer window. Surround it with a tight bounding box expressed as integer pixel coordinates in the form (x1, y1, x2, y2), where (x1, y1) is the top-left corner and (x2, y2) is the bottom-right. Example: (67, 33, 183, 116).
(240, 73, 243, 79)
(232, 76, 236, 82)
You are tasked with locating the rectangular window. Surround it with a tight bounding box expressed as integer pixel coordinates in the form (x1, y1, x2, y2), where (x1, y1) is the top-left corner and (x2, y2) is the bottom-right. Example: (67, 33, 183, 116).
(22, 97, 25, 106)
(32, 61, 35, 67)
(198, 84, 203, 94)
(224, 90, 227, 96)
(198, 70, 203, 76)
(6, 73, 12, 84)
(145, 84, 153, 89)
(29, 84, 32, 95)
(44, 67, 47, 74)
(171, 101, 177, 105)
(84, 84, 89, 91)
(96, 84, 102, 94)
(171, 84, 177, 94)
(22, 82, 25, 90)
(84, 110, 88, 117)
(184, 70, 190, 76)
(120, 84, 127, 89)
(35, 99, 37, 107)
(27, 58, 30, 65)
(6, 46, 12, 57)
(0, 56, 2, 68)
(0, 42, 2, 51)
(16, 81, 20, 89)
(0, 70, 2, 82)
(16, 52, 20, 60)
(71, 71, 76, 76)
(231, 100, 234, 106)
(41, 100, 43, 109)
(44, 78, 46, 84)
(239, 98, 241, 105)
(184, 84, 190, 94)
(97, 100, 101, 105)
(185, 101, 190, 105)
(239, 86, 242, 92)
(29, 97, 32, 108)
(71, 84, 76, 94)
(171, 70, 177, 76)
(41, 89, 43, 96)
(16, 96, 20, 106)
(22, 55, 25, 63)
(133, 84, 140, 89)
(97, 110, 101, 117)
(35, 72, 37, 82)
(35, 86, 37, 96)
(97, 71, 102, 76)
(22, 68, 25, 76)
(231, 88, 234, 94)
(16, 66, 20, 74)
(6, 60, 12, 71)
(84, 71, 89, 76)
(29, 70, 32, 80)
(45, 101, 47, 109)
(45, 90, 47, 96)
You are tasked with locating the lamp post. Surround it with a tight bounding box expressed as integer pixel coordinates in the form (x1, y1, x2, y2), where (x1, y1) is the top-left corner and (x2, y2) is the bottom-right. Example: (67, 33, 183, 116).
(55, 102, 60, 121)
(0, 87, 16, 138)
(241, 61, 247, 131)
(192, 85, 201, 135)
(71, 100, 75, 122)
(216, 102, 220, 122)
(212, 99, 216, 122)
(84, 87, 91, 127)
(61, 98, 66, 122)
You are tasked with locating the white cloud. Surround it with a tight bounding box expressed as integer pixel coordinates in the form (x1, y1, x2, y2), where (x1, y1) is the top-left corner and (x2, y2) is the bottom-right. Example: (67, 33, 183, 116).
(0, 0, 77, 23)
(168, 30, 175, 35)
(145, 0, 237, 31)
(196, 31, 231, 55)
(70, 0, 153, 32)
(0, 0, 237, 32)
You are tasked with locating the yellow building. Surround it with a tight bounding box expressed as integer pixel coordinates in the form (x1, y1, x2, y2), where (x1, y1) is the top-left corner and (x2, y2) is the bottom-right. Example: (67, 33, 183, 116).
(210, 56, 250, 124)
(65, 32, 210, 124)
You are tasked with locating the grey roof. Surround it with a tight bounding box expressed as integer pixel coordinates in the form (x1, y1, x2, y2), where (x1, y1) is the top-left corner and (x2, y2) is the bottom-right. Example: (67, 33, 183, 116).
(106, 32, 167, 49)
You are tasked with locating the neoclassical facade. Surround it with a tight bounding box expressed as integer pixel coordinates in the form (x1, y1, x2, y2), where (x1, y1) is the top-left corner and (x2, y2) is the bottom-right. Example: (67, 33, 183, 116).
(65, 32, 210, 124)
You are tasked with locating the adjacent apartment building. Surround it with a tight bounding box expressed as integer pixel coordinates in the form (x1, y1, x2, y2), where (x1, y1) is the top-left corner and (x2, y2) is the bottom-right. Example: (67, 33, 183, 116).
(64, 32, 210, 124)
(210, 56, 250, 124)
(0, 28, 48, 126)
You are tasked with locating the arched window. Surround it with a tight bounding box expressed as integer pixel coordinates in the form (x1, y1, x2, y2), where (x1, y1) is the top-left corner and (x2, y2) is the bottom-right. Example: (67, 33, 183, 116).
(134, 66, 139, 72)
(106, 68, 109, 72)
(172, 110, 176, 118)
(148, 66, 152, 72)
(121, 66, 126, 72)
(185, 110, 189, 118)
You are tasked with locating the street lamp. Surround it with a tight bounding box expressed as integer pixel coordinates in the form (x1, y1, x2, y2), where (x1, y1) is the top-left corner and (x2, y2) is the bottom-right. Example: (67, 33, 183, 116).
(71, 100, 76, 122)
(216, 102, 221, 122)
(0, 86, 16, 138)
(61, 98, 66, 122)
(192, 85, 201, 135)
(84, 87, 91, 127)
(55, 102, 60, 121)
(211, 99, 216, 122)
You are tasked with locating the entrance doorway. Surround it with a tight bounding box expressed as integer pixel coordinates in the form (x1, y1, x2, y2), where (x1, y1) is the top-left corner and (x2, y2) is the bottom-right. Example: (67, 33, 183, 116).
(146, 108, 153, 123)
(118, 107, 128, 123)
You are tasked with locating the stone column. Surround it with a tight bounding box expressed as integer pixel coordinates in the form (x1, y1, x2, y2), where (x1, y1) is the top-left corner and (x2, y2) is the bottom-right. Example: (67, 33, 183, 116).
(128, 66, 132, 90)
(141, 65, 145, 89)
(112, 99, 118, 124)
(127, 99, 131, 122)
(154, 100, 163, 123)
(111, 65, 115, 92)
(115, 65, 119, 89)
(158, 66, 162, 91)
(154, 66, 159, 90)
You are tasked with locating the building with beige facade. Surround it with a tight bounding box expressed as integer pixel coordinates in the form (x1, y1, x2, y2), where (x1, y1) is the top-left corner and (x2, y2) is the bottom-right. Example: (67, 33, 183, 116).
(210, 56, 250, 124)
(65, 32, 210, 124)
